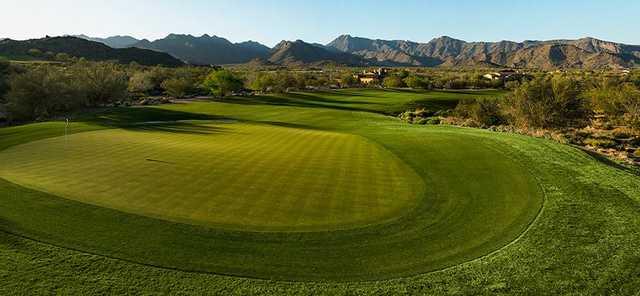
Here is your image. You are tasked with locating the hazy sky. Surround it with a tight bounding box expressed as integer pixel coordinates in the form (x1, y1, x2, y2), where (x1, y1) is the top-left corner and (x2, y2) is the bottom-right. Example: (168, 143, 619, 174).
(1, 0, 638, 47)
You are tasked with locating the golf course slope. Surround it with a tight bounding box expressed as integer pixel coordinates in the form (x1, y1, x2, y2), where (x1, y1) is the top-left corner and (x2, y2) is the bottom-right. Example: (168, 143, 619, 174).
(1, 89, 639, 294)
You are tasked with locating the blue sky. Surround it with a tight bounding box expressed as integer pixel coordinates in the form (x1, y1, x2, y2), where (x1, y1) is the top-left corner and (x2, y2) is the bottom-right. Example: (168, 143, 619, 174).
(1, 0, 638, 46)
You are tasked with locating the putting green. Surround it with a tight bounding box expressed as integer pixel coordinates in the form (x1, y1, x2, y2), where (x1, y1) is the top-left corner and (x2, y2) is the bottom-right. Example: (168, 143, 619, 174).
(0, 122, 423, 231)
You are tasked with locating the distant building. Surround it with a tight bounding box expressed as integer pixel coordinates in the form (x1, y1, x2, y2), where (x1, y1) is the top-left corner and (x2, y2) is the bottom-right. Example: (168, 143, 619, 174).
(354, 67, 390, 84)
(483, 69, 522, 81)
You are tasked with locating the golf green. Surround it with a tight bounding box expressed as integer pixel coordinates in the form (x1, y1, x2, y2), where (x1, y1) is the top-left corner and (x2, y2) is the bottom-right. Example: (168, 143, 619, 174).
(0, 122, 423, 231)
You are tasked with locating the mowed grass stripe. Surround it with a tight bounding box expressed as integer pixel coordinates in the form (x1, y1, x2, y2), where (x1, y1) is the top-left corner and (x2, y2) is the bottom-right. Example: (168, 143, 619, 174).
(0, 122, 423, 232)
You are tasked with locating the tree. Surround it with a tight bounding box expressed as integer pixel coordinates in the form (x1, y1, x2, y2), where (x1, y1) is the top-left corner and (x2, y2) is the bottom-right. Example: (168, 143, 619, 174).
(383, 75, 405, 88)
(202, 69, 243, 97)
(6, 65, 80, 121)
(69, 62, 128, 106)
(248, 72, 275, 93)
(128, 71, 155, 96)
(161, 77, 191, 98)
(502, 75, 590, 129)
(340, 73, 358, 88)
(403, 74, 426, 89)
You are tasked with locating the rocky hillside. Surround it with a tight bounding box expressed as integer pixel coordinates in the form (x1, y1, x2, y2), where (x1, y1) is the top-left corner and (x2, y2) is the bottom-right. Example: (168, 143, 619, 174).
(0, 36, 184, 67)
(327, 35, 640, 69)
(268, 40, 366, 66)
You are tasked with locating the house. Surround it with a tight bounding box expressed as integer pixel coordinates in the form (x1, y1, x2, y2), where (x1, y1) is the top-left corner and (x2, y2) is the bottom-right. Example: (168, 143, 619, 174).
(483, 69, 522, 81)
(354, 68, 390, 84)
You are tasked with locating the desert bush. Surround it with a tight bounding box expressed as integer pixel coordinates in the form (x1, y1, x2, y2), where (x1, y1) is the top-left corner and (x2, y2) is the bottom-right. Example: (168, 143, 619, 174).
(586, 82, 640, 130)
(128, 71, 155, 95)
(399, 109, 436, 124)
(6, 65, 80, 121)
(422, 117, 441, 125)
(6, 62, 128, 121)
(504, 81, 520, 90)
(161, 77, 191, 98)
(583, 138, 617, 149)
(502, 76, 590, 129)
(454, 98, 504, 127)
(69, 62, 128, 106)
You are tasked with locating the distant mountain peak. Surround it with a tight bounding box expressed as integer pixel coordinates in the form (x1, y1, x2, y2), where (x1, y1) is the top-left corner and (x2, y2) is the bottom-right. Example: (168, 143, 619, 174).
(269, 39, 366, 66)
(132, 34, 270, 65)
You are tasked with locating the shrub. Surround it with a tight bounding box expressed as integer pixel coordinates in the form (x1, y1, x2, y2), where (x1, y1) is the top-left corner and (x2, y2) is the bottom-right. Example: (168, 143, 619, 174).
(128, 71, 155, 95)
(69, 62, 128, 106)
(454, 99, 504, 127)
(586, 82, 640, 130)
(6, 65, 80, 121)
(161, 77, 192, 98)
(583, 138, 617, 149)
(202, 69, 244, 97)
(383, 76, 405, 88)
(502, 76, 590, 129)
(340, 73, 358, 88)
(399, 109, 436, 124)
(425, 117, 441, 125)
(403, 75, 427, 89)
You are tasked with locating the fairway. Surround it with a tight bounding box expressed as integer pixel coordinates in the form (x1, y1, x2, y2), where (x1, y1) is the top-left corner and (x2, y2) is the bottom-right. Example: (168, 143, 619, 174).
(0, 122, 423, 231)
(5, 88, 636, 292)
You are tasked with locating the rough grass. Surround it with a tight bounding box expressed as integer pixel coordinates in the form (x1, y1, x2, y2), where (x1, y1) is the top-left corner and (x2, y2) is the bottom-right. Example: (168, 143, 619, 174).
(0, 89, 638, 294)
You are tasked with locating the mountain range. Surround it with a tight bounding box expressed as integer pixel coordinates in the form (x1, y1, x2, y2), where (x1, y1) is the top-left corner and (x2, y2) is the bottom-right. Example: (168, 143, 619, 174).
(327, 35, 640, 69)
(10, 34, 640, 69)
(0, 36, 184, 67)
(131, 34, 271, 65)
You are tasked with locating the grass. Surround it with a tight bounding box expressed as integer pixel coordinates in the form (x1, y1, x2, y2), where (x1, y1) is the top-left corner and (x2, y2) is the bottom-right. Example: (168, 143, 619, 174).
(0, 89, 639, 293)
(0, 122, 423, 231)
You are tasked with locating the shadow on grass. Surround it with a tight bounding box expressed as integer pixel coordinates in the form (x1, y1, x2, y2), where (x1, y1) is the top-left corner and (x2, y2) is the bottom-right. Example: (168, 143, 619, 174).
(219, 94, 380, 114)
(406, 98, 459, 110)
(579, 147, 640, 176)
(86, 106, 322, 134)
(125, 122, 232, 135)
